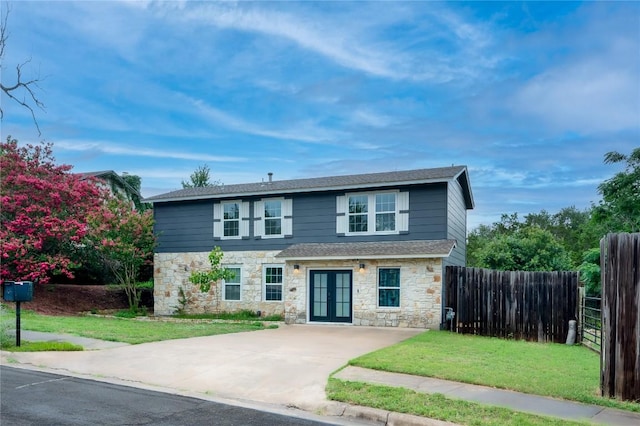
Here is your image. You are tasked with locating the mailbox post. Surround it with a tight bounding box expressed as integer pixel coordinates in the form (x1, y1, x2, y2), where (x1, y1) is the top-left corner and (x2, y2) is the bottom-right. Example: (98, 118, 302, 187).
(2, 281, 34, 346)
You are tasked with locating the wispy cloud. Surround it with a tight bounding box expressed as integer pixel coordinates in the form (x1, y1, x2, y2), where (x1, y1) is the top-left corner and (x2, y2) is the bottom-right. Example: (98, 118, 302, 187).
(151, 1, 500, 83)
(187, 97, 346, 144)
(55, 140, 246, 163)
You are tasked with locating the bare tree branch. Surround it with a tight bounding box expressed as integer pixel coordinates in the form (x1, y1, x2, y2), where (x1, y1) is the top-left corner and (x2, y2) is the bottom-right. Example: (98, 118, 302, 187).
(0, 4, 45, 136)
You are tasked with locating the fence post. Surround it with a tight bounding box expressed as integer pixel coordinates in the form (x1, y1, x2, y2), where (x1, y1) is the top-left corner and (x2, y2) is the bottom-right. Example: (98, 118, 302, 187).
(600, 233, 640, 401)
(577, 285, 584, 343)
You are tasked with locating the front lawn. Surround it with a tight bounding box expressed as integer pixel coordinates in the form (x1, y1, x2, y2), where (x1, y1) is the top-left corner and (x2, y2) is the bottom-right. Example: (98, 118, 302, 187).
(345, 331, 639, 412)
(1, 309, 271, 346)
(327, 379, 588, 426)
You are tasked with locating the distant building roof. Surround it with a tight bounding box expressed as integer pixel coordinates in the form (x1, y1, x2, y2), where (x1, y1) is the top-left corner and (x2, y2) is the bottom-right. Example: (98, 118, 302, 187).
(79, 170, 141, 198)
(275, 239, 457, 260)
(145, 165, 474, 209)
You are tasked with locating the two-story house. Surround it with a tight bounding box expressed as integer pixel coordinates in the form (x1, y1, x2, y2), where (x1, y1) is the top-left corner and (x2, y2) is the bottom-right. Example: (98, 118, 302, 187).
(146, 166, 474, 328)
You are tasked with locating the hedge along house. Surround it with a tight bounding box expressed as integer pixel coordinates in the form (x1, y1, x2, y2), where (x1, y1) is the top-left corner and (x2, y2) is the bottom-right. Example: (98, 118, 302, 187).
(146, 166, 474, 328)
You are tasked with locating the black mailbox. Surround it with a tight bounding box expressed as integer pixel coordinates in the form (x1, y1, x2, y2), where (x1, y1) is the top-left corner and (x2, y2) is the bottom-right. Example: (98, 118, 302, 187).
(2, 281, 34, 302)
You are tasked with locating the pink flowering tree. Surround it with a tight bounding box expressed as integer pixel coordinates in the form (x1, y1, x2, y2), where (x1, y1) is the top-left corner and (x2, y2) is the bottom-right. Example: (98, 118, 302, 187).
(86, 196, 155, 312)
(0, 137, 106, 283)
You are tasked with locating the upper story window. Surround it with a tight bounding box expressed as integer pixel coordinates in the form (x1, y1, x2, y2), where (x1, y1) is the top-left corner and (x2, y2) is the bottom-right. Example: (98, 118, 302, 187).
(264, 200, 282, 236)
(348, 195, 369, 233)
(213, 201, 249, 240)
(375, 193, 396, 232)
(223, 202, 240, 237)
(254, 198, 292, 239)
(338, 191, 408, 236)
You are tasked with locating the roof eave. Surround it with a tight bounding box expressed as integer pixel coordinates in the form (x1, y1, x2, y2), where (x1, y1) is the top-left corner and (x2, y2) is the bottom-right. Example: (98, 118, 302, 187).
(452, 167, 475, 210)
(276, 252, 453, 261)
(145, 175, 462, 204)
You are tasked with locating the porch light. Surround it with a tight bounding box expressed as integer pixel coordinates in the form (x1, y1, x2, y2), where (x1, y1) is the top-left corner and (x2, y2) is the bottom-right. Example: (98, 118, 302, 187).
(293, 264, 300, 273)
(359, 263, 366, 273)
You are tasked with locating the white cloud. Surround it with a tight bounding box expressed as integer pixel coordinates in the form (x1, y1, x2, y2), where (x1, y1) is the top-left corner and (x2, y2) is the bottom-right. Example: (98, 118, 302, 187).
(150, 1, 499, 83)
(513, 60, 639, 133)
(55, 140, 246, 163)
(188, 97, 346, 143)
(509, 4, 640, 134)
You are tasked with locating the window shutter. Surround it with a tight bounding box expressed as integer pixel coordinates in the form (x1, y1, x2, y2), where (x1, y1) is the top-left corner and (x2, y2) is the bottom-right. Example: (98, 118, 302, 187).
(336, 195, 347, 234)
(254, 200, 264, 238)
(240, 201, 250, 238)
(213, 203, 222, 239)
(283, 198, 293, 237)
(398, 191, 409, 233)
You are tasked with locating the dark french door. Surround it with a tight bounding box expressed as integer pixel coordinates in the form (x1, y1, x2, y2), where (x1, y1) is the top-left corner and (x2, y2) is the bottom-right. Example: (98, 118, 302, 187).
(309, 270, 352, 323)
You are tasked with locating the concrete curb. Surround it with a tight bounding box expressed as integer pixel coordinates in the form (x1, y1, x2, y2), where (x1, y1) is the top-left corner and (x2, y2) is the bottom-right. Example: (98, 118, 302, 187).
(341, 404, 459, 426)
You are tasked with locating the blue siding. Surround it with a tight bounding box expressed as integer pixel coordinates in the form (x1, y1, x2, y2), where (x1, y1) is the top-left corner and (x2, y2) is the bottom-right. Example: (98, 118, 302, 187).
(154, 183, 450, 253)
(444, 177, 468, 267)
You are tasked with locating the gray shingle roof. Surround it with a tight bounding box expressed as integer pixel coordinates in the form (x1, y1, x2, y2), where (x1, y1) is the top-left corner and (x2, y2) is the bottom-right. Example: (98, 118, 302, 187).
(145, 165, 470, 204)
(275, 240, 457, 260)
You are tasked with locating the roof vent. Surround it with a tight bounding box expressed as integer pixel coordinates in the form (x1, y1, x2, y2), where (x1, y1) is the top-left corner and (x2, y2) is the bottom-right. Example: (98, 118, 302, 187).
(268, 172, 273, 183)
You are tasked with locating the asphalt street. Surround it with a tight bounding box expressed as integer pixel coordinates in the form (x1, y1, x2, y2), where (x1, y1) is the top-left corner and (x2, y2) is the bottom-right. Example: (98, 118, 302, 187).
(0, 366, 339, 426)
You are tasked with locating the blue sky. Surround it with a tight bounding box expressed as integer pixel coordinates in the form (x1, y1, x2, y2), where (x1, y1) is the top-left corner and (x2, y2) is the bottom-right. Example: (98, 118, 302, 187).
(1, 1, 638, 229)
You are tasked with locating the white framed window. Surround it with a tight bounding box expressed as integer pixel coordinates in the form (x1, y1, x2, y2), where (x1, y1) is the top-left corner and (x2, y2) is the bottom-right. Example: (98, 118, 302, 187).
(254, 198, 292, 239)
(223, 266, 242, 301)
(264, 200, 282, 236)
(263, 264, 283, 301)
(223, 202, 240, 237)
(348, 194, 369, 233)
(337, 191, 408, 236)
(214, 201, 249, 240)
(378, 268, 400, 308)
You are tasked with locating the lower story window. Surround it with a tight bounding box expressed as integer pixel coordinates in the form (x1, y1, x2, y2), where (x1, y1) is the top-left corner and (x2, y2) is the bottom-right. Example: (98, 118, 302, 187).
(378, 268, 400, 307)
(224, 266, 242, 301)
(263, 265, 283, 301)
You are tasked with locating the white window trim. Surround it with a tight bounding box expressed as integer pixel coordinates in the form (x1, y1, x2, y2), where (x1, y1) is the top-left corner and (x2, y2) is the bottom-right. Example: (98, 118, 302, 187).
(377, 267, 401, 309)
(214, 200, 249, 240)
(345, 191, 399, 236)
(222, 201, 242, 240)
(222, 265, 242, 301)
(262, 264, 284, 302)
(255, 198, 292, 239)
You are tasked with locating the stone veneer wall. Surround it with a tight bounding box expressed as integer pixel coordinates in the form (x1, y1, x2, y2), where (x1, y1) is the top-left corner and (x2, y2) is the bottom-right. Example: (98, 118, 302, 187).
(154, 251, 285, 316)
(155, 251, 443, 328)
(285, 258, 443, 329)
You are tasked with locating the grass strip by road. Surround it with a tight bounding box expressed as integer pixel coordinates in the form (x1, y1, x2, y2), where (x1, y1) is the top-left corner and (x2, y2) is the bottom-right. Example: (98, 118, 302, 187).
(2, 341, 84, 352)
(4, 309, 270, 345)
(348, 331, 639, 413)
(327, 379, 588, 426)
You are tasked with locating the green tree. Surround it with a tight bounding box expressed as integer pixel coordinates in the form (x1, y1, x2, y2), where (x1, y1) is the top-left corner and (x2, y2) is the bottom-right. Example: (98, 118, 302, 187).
(120, 173, 151, 212)
(467, 214, 523, 267)
(578, 148, 640, 296)
(86, 195, 156, 312)
(592, 148, 640, 233)
(524, 207, 592, 267)
(189, 247, 234, 293)
(473, 226, 572, 271)
(181, 164, 218, 188)
(578, 248, 601, 297)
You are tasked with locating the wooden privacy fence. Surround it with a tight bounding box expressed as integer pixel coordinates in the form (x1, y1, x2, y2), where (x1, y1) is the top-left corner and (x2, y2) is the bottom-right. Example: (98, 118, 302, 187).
(601, 233, 640, 401)
(445, 266, 579, 343)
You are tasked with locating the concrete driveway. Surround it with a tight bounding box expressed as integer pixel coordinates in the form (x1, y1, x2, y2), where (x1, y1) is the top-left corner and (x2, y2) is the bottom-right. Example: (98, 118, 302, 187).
(4, 325, 422, 411)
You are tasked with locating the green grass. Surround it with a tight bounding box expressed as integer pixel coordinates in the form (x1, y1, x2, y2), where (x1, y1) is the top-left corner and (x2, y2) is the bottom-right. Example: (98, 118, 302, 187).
(8, 309, 271, 344)
(327, 379, 588, 426)
(2, 341, 83, 352)
(348, 331, 640, 412)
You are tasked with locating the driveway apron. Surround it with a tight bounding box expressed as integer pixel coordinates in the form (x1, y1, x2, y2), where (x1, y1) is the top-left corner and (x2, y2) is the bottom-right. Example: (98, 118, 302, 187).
(4, 325, 421, 410)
